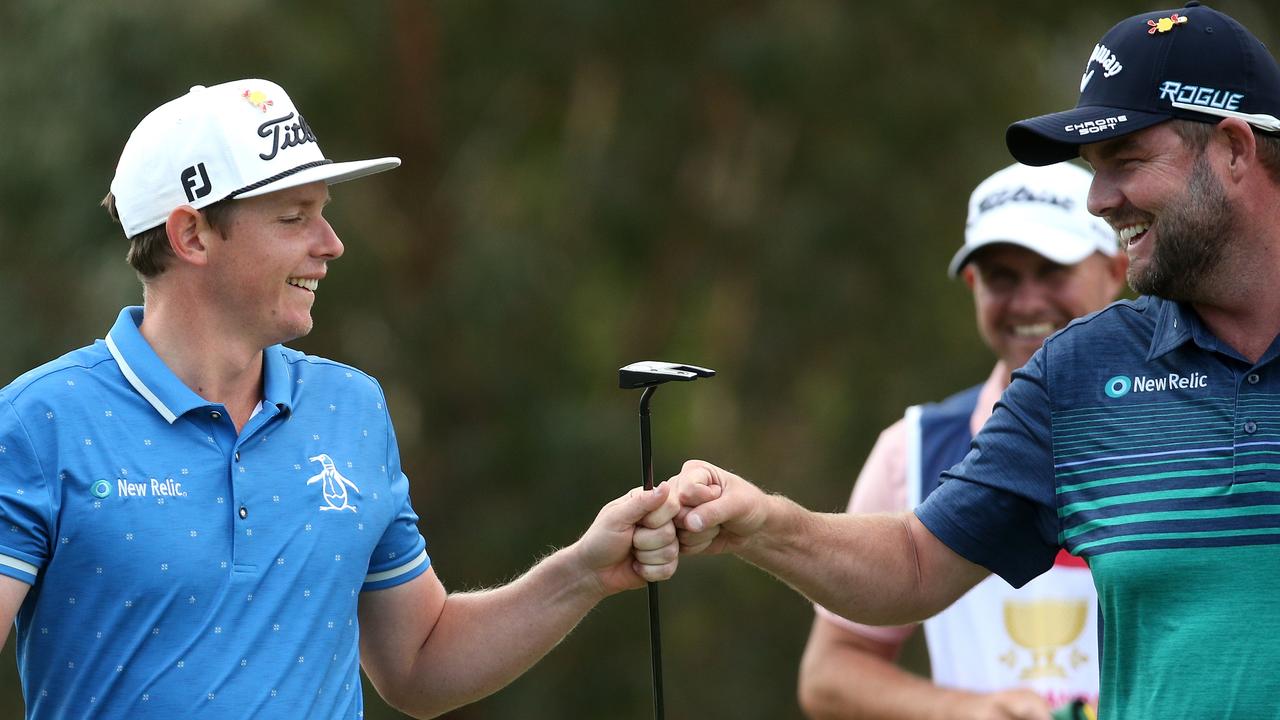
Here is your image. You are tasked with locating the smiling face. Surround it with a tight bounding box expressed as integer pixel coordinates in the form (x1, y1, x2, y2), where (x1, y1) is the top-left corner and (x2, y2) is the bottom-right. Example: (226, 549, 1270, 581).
(1082, 122, 1239, 303)
(203, 181, 342, 347)
(966, 244, 1124, 370)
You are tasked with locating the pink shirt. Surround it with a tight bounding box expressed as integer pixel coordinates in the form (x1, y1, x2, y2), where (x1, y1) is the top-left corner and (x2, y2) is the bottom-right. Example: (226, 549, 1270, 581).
(815, 363, 1008, 643)
(814, 362, 1099, 707)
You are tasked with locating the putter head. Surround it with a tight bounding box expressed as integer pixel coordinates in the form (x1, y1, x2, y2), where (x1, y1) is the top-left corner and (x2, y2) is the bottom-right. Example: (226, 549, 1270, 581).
(619, 361, 716, 389)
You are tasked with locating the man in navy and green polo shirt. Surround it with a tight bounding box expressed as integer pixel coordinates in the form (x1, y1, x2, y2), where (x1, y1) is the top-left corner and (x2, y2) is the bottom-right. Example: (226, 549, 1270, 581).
(798, 162, 1124, 720)
(659, 4, 1280, 717)
(0, 79, 682, 719)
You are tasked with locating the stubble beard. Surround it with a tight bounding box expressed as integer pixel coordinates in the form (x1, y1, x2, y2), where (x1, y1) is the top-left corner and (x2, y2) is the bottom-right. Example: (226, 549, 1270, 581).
(1127, 153, 1237, 303)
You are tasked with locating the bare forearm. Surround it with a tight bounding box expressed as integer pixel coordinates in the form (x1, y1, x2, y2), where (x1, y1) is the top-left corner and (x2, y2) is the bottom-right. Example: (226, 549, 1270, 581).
(364, 484, 677, 717)
(384, 547, 604, 717)
(804, 663, 1032, 720)
(798, 617, 1052, 720)
(800, 637, 977, 720)
(0, 576, 28, 652)
(736, 496, 982, 625)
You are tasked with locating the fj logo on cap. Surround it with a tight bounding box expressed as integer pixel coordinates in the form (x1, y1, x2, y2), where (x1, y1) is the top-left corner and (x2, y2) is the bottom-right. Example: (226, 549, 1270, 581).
(180, 163, 212, 202)
(1147, 13, 1187, 35)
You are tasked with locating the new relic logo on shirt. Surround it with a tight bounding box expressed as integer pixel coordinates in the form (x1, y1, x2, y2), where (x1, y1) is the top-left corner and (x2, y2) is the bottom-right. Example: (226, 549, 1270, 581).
(1104, 371, 1209, 398)
(91, 476, 189, 499)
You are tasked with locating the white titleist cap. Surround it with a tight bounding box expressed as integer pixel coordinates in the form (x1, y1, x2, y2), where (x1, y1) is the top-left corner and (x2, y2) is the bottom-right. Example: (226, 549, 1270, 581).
(109, 79, 400, 238)
(948, 162, 1117, 278)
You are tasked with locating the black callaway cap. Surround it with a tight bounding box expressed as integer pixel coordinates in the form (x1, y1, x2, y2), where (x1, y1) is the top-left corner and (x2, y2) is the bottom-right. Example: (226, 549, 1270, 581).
(1007, 2, 1280, 166)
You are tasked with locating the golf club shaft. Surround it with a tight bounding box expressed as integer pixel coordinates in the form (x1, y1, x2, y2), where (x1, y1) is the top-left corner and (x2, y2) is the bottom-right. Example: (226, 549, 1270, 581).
(640, 387, 656, 492)
(638, 386, 664, 720)
(646, 584, 663, 719)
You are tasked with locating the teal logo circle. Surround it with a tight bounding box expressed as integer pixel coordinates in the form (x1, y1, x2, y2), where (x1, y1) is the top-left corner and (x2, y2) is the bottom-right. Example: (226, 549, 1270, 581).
(90, 479, 112, 499)
(1105, 375, 1132, 398)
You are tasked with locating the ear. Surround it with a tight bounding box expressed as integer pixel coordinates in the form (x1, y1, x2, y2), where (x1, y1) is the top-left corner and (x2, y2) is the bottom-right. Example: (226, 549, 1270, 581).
(961, 265, 977, 291)
(164, 205, 214, 267)
(1215, 117, 1256, 183)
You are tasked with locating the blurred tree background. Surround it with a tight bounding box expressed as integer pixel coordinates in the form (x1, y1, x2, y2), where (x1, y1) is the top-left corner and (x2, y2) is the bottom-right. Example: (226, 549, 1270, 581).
(1, 0, 1275, 717)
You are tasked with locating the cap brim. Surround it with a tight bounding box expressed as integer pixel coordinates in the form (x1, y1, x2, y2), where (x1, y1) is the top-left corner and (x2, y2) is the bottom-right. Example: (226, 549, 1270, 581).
(1006, 107, 1170, 166)
(948, 228, 1108, 278)
(236, 157, 401, 199)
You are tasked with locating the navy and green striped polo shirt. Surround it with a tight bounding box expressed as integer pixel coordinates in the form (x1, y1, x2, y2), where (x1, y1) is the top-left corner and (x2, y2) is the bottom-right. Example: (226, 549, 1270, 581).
(918, 295, 1280, 718)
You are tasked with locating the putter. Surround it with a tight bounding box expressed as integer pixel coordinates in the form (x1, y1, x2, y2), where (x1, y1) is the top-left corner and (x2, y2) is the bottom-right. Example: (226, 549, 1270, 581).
(618, 360, 716, 720)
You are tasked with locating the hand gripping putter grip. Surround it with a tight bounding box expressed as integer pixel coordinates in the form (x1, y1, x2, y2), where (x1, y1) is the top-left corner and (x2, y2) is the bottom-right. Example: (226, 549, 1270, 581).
(618, 361, 715, 720)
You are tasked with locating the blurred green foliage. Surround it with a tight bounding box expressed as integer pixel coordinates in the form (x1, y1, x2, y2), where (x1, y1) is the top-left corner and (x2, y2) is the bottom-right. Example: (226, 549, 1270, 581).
(1, 1, 1275, 717)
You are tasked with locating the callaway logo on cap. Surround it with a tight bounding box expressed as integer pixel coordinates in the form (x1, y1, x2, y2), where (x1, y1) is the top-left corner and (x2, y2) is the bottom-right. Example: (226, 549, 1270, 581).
(109, 79, 400, 238)
(1006, 2, 1280, 166)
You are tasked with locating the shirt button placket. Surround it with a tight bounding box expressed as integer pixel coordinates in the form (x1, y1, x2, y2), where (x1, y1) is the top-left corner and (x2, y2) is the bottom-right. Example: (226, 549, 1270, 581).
(234, 447, 246, 522)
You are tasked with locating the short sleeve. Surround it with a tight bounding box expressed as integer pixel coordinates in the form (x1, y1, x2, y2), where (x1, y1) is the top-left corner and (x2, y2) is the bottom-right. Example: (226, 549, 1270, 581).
(362, 396, 430, 592)
(914, 351, 1060, 587)
(0, 398, 53, 585)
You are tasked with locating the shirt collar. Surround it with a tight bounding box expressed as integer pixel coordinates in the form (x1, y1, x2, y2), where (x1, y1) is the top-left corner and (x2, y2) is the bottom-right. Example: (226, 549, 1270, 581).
(1145, 295, 1263, 363)
(105, 306, 295, 424)
(1146, 296, 1197, 361)
(261, 346, 294, 416)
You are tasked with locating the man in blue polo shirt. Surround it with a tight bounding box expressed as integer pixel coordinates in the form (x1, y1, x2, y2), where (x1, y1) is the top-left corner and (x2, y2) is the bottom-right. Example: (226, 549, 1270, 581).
(661, 4, 1280, 716)
(0, 79, 681, 719)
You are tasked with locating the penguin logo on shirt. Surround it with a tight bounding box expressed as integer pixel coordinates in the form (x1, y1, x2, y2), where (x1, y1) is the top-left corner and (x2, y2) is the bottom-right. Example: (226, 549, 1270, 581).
(306, 454, 360, 513)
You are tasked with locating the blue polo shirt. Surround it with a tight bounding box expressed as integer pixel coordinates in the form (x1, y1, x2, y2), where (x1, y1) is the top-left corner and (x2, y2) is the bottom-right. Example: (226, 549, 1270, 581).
(918, 295, 1280, 718)
(0, 306, 430, 719)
